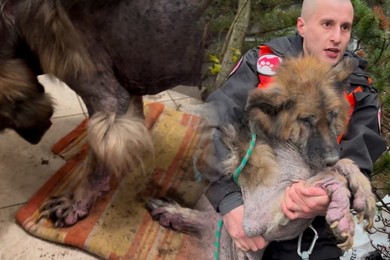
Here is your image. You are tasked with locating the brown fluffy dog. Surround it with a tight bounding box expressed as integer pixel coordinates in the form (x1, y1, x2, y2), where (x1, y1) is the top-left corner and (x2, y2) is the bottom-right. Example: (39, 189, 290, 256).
(147, 56, 376, 259)
(0, 0, 211, 227)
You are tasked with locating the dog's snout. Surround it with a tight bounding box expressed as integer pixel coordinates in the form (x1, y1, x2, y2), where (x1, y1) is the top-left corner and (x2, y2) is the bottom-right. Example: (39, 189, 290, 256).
(325, 155, 339, 167)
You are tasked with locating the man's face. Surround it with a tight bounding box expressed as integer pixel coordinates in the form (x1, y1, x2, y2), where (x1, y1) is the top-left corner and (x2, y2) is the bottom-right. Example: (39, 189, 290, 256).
(297, 0, 354, 66)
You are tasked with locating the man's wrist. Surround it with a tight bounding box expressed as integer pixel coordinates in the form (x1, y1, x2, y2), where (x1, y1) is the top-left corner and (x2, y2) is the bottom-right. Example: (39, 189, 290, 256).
(205, 175, 242, 212)
(219, 191, 244, 215)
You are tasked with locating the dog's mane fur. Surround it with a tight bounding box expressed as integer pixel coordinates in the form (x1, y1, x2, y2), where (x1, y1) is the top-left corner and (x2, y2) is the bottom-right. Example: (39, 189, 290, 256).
(14, 0, 95, 82)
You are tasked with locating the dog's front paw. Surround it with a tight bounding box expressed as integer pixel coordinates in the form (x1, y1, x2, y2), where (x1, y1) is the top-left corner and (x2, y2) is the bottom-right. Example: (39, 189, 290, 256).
(328, 211, 355, 251)
(334, 159, 376, 229)
(351, 188, 376, 230)
(37, 193, 89, 227)
(316, 172, 355, 251)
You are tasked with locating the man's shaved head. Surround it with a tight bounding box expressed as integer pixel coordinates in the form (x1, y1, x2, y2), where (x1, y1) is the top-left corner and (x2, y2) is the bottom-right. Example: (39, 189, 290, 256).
(301, 0, 353, 21)
(297, 0, 354, 65)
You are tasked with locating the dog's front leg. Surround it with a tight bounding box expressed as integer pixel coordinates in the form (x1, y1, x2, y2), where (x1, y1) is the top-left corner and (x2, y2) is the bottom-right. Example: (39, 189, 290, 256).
(307, 170, 355, 250)
(37, 93, 152, 228)
(38, 154, 111, 227)
(333, 158, 376, 228)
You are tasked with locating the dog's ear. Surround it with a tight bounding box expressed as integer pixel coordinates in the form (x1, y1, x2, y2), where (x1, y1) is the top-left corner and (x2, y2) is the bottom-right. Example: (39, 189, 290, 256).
(246, 86, 293, 116)
(0, 59, 54, 144)
(245, 86, 294, 134)
(332, 57, 358, 83)
(12, 93, 54, 144)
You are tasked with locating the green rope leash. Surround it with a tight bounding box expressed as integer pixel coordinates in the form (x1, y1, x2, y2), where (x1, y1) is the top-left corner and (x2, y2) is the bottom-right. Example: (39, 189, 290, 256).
(232, 132, 257, 185)
(214, 132, 257, 260)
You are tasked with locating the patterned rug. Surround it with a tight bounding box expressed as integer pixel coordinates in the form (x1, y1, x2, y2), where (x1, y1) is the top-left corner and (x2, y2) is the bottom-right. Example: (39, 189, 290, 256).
(15, 102, 210, 259)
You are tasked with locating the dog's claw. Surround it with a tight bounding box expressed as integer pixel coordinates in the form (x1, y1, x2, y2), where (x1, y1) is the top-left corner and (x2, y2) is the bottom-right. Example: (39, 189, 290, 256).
(330, 221, 355, 251)
(337, 233, 354, 251)
(330, 221, 339, 229)
(357, 212, 364, 224)
(327, 209, 356, 251)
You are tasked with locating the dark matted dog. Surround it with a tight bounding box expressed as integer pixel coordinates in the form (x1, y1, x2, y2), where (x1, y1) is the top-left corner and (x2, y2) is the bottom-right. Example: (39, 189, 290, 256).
(147, 56, 376, 259)
(0, 0, 211, 227)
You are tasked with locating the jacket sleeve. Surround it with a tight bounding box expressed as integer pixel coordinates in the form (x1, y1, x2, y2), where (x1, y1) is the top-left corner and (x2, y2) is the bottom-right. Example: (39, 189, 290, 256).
(340, 78, 387, 175)
(203, 48, 260, 214)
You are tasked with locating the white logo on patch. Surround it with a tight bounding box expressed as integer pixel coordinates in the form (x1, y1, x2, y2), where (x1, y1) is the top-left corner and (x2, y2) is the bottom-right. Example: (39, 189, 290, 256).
(257, 54, 282, 76)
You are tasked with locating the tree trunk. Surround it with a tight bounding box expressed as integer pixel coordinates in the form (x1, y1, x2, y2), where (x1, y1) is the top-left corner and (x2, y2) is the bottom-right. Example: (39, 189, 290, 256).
(204, 0, 251, 98)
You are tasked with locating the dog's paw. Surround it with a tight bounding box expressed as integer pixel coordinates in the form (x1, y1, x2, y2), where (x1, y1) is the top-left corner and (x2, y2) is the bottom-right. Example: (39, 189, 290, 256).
(352, 189, 376, 230)
(146, 197, 202, 236)
(146, 197, 184, 230)
(37, 193, 88, 227)
(334, 159, 376, 229)
(329, 211, 355, 251)
(146, 197, 177, 222)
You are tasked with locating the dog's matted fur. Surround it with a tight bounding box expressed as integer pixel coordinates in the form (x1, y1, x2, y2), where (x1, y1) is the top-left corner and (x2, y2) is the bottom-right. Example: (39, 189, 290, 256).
(0, 0, 212, 227)
(147, 56, 376, 259)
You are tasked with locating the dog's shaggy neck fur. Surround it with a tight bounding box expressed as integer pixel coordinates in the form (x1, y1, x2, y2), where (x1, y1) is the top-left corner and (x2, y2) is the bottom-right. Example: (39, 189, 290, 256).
(12, 0, 95, 82)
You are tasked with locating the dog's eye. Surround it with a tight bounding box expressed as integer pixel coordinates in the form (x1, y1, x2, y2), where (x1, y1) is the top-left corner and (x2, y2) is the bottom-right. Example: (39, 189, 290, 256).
(299, 116, 314, 126)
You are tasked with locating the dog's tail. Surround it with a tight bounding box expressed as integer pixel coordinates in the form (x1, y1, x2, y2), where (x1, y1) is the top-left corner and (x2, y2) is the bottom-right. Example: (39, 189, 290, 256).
(16, 0, 94, 81)
(87, 105, 153, 178)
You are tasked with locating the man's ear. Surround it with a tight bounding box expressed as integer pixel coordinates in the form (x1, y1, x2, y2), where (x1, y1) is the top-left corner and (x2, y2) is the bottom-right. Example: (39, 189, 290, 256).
(296, 17, 305, 37)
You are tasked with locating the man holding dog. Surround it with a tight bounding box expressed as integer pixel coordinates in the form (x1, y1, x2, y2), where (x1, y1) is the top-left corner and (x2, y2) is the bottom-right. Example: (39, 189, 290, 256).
(204, 0, 387, 259)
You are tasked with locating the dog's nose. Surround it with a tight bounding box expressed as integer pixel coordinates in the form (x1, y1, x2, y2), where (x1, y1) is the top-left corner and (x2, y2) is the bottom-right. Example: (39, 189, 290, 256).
(325, 155, 339, 167)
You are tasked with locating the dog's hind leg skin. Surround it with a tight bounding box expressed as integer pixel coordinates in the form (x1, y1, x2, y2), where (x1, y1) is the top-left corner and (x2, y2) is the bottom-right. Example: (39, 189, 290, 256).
(147, 197, 267, 259)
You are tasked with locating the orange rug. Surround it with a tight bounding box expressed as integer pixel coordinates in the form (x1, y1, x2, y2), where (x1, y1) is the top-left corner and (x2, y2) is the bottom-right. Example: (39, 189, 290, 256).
(15, 102, 210, 259)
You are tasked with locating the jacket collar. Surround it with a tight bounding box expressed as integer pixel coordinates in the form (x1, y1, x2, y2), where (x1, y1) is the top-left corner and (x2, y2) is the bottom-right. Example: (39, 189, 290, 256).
(264, 33, 303, 58)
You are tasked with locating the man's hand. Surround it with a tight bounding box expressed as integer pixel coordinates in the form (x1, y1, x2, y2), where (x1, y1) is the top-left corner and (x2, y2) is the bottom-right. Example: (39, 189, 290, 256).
(222, 205, 268, 251)
(281, 181, 330, 220)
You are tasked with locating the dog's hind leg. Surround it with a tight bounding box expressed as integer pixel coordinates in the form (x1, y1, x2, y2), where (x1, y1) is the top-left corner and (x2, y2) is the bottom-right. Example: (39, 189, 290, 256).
(146, 195, 225, 240)
(147, 197, 209, 237)
(147, 196, 266, 259)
